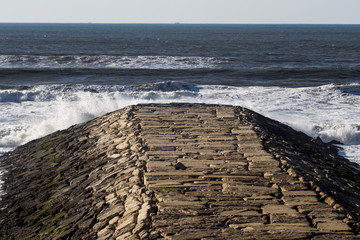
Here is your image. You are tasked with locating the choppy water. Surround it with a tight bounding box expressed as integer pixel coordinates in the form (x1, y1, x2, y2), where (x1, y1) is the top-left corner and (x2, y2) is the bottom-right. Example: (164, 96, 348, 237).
(1, 24, 360, 193)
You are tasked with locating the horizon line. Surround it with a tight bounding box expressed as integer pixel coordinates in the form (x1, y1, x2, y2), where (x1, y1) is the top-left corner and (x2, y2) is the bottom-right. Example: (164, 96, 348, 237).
(1, 22, 360, 25)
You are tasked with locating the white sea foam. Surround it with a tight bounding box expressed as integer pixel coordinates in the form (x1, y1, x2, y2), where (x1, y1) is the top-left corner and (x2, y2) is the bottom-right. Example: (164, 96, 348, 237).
(0, 169, 4, 195)
(0, 55, 224, 70)
(0, 82, 359, 166)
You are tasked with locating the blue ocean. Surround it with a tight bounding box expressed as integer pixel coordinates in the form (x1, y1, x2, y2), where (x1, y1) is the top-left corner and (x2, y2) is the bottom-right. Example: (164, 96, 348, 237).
(0, 23, 360, 172)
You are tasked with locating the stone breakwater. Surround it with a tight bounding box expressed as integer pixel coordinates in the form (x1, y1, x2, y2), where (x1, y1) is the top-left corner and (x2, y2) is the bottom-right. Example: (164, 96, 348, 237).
(0, 104, 359, 239)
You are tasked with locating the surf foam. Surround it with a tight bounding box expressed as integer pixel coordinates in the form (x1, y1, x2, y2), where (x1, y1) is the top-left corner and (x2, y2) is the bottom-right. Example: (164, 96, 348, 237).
(0, 55, 224, 70)
(0, 82, 359, 164)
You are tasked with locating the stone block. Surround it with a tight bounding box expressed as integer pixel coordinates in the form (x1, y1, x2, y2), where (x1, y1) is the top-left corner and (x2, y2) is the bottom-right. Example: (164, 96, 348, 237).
(282, 196, 319, 207)
(116, 142, 130, 151)
(222, 184, 279, 196)
(115, 214, 137, 235)
(97, 226, 113, 239)
(270, 213, 306, 223)
(97, 204, 125, 222)
(149, 145, 177, 151)
(282, 190, 318, 197)
(109, 216, 120, 225)
(279, 183, 309, 191)
(316, 221, 352, 232)
(263, 223, 316, 233)
(261, 204, 298, 215)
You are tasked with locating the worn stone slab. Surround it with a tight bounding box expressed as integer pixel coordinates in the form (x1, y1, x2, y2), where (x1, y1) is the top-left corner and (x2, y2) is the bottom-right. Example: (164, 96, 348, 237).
(223, 184, 279, 195)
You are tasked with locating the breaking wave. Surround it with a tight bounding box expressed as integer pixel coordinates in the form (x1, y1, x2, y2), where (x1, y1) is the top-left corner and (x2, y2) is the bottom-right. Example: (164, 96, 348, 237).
(0, 81, 360, 164)
(0, 55, 225, 70)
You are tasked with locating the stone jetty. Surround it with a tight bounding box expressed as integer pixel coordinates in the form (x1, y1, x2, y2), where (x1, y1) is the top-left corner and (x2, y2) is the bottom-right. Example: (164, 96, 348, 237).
(0, 104, 359, 239)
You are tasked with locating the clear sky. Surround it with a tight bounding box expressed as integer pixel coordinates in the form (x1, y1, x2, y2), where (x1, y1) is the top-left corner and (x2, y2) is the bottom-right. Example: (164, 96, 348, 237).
(1, 0, 360, 24)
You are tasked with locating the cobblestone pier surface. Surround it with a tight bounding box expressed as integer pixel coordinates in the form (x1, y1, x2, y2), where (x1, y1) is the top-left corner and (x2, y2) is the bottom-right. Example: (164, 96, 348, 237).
(0, 104, 359, 239)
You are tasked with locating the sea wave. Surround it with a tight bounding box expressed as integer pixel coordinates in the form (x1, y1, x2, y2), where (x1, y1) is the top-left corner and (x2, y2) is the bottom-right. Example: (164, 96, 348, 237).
(1, 59, 359, 90)
(0, 55, 225, 70)
(0, 81, 359, 163)
(1, 54, 359, 73)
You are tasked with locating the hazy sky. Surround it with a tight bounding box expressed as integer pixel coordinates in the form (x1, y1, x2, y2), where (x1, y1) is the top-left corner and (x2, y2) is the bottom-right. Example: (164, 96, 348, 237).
(1, 0, 360, 24)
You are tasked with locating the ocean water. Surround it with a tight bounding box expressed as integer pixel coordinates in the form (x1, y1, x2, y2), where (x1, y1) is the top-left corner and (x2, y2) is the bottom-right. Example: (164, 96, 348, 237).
(1, 24, 360, 191)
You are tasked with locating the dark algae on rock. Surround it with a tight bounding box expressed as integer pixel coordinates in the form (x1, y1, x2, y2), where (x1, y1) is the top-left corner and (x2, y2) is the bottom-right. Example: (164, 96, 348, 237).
(0, 104, 359, 239)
